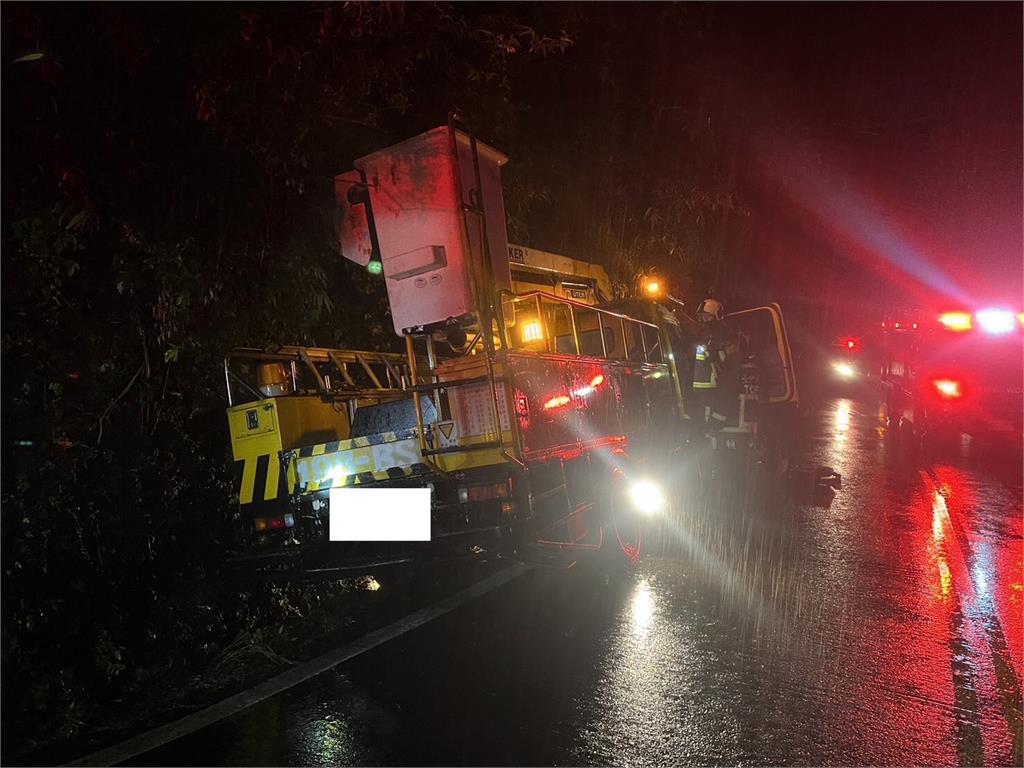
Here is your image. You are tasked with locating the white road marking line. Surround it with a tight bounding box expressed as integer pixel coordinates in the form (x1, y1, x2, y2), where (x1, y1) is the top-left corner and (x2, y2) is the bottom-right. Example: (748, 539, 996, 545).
(68, 562, 534, 767)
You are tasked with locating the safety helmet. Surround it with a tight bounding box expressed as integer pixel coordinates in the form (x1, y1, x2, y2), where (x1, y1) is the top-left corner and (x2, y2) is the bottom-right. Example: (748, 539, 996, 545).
(697, 297, 725, 322)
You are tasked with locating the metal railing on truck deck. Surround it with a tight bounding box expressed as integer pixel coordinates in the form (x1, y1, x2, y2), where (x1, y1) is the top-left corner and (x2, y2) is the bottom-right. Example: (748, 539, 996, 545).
(401, 291, 670, 471)
(224, 287, 672, 492)
(223, 341, 518, 490)
(507, 291, 665, 364)
(224, 345, 419, 406)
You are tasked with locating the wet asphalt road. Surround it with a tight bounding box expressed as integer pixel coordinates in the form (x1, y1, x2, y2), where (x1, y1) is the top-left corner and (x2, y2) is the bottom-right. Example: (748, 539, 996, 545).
(136, 397, 1022, 766)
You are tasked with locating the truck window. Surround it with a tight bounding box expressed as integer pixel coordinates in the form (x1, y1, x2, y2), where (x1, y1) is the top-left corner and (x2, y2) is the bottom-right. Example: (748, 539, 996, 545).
(643, 325, 663, 364)
(602, 317, 626, 360)
(575, 307, 605, 357)
(543, 298, 576, 355)
(624, 320, 645, 361)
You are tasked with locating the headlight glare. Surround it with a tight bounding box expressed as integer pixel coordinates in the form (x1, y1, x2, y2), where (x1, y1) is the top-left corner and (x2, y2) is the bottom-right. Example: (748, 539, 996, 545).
(628, 479, 665, 515)
(832, 362, 855, 378)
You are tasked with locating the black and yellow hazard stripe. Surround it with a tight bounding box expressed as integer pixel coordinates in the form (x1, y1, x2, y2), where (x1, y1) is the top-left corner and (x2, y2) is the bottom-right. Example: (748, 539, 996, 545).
(311, 462, 431, 491)
(236, 452, 290, 505)
(293, 429, 414, 458)
(236, 436, 431, 504)
(287, 429, 425, 495)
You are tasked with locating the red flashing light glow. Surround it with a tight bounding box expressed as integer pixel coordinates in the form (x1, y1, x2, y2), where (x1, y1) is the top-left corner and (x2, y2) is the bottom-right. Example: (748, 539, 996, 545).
(547, 375, 606, 408)
(938, 312, 972, 332)
(847, 340, 855, 349)
(932, 378, 962, 399)
(571, 374, 607, 399)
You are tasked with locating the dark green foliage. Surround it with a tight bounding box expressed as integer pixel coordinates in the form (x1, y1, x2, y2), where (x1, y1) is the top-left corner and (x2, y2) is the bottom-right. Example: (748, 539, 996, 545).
(1, 3, 739, 757)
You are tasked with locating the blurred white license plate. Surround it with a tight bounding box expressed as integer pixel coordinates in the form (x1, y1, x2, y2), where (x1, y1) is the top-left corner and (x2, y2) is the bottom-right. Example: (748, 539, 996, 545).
(329, 487, 431, 542)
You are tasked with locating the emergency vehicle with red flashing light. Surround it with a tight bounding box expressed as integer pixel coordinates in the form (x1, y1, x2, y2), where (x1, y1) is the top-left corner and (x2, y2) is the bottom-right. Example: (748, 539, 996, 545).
(826, 334, 867, 388)
(877, 307, 1024, 445)
(221, 118, 800, 567)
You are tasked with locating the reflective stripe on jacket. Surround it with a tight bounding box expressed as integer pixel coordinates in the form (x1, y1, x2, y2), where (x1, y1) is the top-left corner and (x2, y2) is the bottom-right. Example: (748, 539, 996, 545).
(694, 345, 717, 389)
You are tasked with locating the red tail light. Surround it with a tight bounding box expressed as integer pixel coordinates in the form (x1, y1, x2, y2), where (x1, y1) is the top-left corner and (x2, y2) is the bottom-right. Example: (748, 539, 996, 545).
(254, 514, 295, 531)
(932, 378, 962, 399)
(458, 481, 511, 504)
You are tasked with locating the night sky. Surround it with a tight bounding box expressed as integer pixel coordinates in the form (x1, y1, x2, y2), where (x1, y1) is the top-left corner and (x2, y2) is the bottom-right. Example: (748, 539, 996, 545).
(693, 3, 1022, 320)
(5, 3, 1020, 329)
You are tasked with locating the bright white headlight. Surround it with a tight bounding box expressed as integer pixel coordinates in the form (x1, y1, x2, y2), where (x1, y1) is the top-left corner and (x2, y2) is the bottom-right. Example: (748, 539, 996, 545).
(628, 480, 665, 515)
(976, 308, 1015, 335)
(832, 361, 855, 378)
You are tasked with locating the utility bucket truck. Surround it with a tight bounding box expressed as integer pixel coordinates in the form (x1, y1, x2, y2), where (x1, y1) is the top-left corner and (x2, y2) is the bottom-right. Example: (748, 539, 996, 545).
(223, 118, 799, 567)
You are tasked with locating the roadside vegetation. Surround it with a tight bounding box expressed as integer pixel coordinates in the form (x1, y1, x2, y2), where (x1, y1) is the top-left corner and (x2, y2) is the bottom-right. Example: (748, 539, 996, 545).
(2, 4, 740, 759)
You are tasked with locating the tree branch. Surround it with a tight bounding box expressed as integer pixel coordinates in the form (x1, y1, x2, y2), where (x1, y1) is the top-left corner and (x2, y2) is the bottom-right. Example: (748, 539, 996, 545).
(96, 365, 144, 445)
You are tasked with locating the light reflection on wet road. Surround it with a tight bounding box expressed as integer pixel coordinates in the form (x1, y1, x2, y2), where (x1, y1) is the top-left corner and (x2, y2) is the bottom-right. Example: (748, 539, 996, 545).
(137, 398, 1022, 766)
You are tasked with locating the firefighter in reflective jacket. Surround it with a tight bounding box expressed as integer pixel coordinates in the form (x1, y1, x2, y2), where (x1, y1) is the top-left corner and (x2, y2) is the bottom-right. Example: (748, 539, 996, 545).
(692, 297, 727, 429)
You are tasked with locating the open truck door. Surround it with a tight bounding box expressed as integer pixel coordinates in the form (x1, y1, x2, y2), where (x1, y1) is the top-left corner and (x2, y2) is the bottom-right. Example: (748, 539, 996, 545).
(721, 302, 799, 473)
(726, 302, 799, 405)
